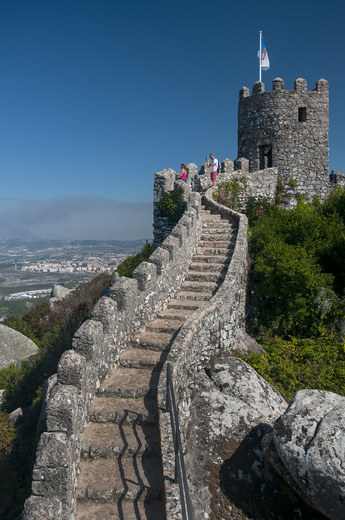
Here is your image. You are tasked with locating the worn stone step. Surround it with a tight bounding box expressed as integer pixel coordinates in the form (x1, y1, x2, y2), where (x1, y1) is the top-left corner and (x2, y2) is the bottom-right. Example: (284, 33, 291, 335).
(157, 308, 193, 321)
(92, 395, 158, 425)
(198, 240, 230, 248)
(146, 318, 182, 334)
(188, 262, 224, 273)
(97, 368, 159, 399)
(167, 299, 203, 311)
(200, 235, 233, 244)
(200, 212, 221, 220)
(131, 330, 175, 351)
(181, 279, 217, 292)
(196, 246, 230, 256)
(192, 254, 228, 264)
(175, 290, 212, 301)
(81, 422, 160, 460)
(202, 219, 233, 228)
(119, 348, 162, 369)
(77, 454, 162, 502)
(76, 497, 163, 520)
(185, 270, 222, 283)
(200, 230, 233, 239)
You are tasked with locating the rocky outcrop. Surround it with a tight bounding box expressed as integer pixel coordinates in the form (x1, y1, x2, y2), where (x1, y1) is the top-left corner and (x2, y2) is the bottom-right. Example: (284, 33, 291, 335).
(262, 389, 345, 520)
(185, 356, 288, 520)
(0, 324, 38, 369)
(50, 285, 71, 307)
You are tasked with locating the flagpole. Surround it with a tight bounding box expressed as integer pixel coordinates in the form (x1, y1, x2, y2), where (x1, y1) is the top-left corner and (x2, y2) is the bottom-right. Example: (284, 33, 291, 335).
(259, 30, 262, 82)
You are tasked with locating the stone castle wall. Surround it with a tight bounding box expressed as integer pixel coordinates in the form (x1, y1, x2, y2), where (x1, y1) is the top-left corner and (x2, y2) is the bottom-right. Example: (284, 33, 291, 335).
(238, 78, 331, 202)
(157, 187, 249, 518)
(23, 185, 204, 520)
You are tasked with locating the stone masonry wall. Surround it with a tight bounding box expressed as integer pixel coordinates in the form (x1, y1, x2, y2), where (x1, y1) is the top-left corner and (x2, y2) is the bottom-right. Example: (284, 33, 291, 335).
(157, 187, 249, 519)
(153, 163, 198, 246)
(23, 185, 203, 520)
(238, 78, 331, 203)
(198, 157, 278, 209)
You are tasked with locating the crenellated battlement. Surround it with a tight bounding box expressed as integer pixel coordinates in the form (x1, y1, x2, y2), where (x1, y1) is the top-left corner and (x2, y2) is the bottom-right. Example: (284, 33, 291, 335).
(239, 77, 329, 98)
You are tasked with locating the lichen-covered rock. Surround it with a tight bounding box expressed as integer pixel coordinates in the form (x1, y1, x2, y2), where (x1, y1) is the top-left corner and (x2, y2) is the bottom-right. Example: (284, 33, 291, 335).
(210, 355, 287, 423)
(0, 324, 38, 369)
(262, 389, 345, 520)
(50, 284, 70, 300)
(185, 356, 287, 519)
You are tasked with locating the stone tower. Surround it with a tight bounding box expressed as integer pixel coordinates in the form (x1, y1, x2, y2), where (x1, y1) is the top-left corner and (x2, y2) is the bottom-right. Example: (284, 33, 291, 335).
(237, 78, 329, 198)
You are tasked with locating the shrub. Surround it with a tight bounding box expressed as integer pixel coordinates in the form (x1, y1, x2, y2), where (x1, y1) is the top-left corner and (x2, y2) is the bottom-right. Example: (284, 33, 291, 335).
(157, 185, 185, 225)
(239, 332, 345, 401)
(247, 197, 345, 337)
(0, 412, 14, 459)
(116, 243, 154, 278)
(214, 177, 247, 211)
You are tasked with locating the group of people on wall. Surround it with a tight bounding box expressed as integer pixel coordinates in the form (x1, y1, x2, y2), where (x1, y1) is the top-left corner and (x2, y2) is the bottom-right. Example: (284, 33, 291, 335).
(177, 153, 219, 187)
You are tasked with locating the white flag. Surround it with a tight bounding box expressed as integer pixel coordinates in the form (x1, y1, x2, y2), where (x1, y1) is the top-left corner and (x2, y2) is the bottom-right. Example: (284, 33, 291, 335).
(261, 38, 270, 71)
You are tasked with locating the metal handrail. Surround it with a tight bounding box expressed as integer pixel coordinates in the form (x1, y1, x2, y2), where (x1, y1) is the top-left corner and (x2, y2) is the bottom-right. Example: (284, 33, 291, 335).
(166, 363, 193, 520)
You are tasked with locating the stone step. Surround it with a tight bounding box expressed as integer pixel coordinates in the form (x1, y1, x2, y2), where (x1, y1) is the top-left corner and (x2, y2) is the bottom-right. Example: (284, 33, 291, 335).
(119, 348, 162, 369)
(185, 270, 222, 283)
(189, 261, 224, 272)
(97, 368, 159, 399)
(200, 234, 233, 243)
(157, 308, 193, 321)
(76, 497, 163, 520)
(200, 212, 221, 220)
(146, 318, 182, 334)
(202, 219, 232, 228)
(81, 422, 160, 460)
(175, 290, 212, 301)
(92, 395, 158, 425)
(191, 255, 228, 265)
(196, 247, 230, 256)
(198, 240, 230, 248)
(167, 299, 203, 311)
(181, 280, 217, 292)
(77, 454, 162, 502)
(131, 330, 175, 351)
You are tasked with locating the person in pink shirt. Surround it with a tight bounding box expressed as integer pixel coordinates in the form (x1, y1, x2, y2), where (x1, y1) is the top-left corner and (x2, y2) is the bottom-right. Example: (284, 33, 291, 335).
(177, 164, 188, 183)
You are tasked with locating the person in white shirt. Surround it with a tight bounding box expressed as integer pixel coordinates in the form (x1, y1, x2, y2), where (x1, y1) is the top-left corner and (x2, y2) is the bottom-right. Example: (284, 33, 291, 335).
(206, 153, 219, 186)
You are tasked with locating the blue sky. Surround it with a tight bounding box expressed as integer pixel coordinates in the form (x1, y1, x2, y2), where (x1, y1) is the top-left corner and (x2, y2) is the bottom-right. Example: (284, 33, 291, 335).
(0, 0, 344, 240)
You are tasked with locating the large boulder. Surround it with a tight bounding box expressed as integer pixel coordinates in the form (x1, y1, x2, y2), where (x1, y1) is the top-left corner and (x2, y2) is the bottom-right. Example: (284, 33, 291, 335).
(262, 389, 345, 520)
(185, 355, 289, 520)
(49, 285, 70, 308)
(0, 324, 38, 369)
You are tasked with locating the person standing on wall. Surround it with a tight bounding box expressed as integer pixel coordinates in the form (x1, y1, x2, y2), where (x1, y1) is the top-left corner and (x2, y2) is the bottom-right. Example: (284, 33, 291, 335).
(177, 163, 188, 183)
(206, 153, 219, 187)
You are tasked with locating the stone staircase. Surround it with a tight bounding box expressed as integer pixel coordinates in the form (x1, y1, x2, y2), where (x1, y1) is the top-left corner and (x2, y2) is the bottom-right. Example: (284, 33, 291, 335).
(75, 207, 238, 520)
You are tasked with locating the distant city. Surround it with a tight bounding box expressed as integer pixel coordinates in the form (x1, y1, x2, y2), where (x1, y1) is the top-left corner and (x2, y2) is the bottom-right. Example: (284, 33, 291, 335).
(0, 238, 148, 320)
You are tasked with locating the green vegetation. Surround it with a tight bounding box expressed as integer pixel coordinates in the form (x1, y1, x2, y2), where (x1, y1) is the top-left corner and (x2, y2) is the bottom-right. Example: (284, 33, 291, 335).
(213, 177, 247, 211)
(116, 243, 155, 278)
(242, 332, 345, 400)
(0, 272, 110, 520)
(239, 188, 345, 400)
(157, 185, 186, 225)
(287, 178, 299, 189)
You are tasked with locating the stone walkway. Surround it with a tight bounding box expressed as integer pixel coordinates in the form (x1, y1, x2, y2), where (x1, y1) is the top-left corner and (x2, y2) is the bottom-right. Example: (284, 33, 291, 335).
(75, 207, 238, 520)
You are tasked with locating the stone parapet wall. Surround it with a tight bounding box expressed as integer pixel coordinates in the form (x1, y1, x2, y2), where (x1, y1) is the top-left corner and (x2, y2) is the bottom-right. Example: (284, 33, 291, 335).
(23, 189, 203, 520)
(157, 187, 249, 519)
(198, 161, 278, 209)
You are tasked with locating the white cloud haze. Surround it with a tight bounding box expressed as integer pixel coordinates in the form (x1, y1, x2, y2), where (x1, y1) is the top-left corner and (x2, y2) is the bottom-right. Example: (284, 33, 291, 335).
(0, 196, 153, 240)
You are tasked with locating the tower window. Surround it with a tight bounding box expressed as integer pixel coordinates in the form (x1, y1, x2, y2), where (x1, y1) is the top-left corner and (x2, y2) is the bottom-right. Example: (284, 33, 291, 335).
(298, 107, 307, 122)
(259, 145, 272, 169)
